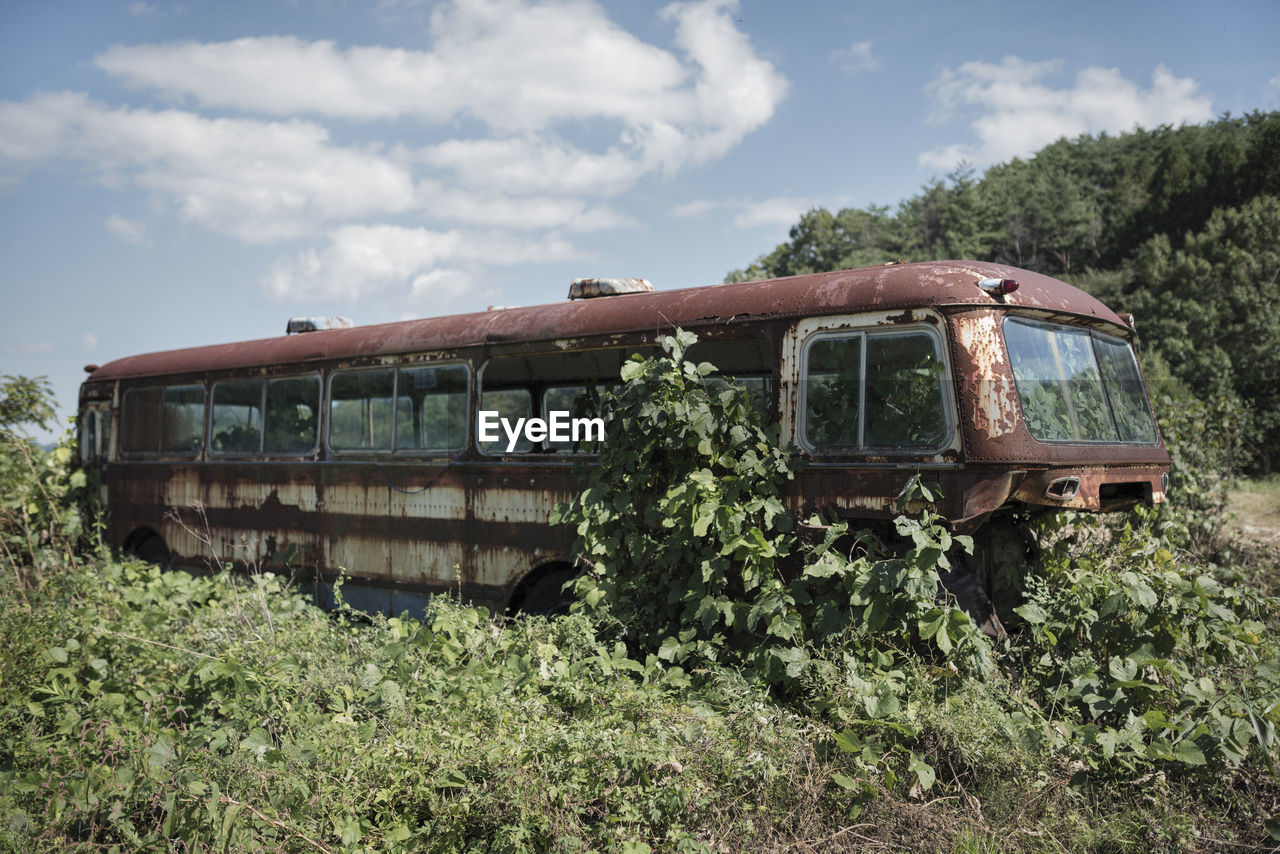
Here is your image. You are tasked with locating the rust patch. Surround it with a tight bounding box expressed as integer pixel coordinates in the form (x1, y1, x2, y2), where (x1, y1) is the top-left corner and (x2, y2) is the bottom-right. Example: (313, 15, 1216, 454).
(954, 313, 1019, 439)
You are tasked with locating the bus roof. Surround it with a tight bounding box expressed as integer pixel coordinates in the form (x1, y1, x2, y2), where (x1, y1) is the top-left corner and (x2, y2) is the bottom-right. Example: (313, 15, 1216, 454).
(87, 260, 1127, 382)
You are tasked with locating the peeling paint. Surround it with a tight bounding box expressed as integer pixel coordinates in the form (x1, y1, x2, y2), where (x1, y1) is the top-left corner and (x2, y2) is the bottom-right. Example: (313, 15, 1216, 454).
(954, 313, 1020, 439)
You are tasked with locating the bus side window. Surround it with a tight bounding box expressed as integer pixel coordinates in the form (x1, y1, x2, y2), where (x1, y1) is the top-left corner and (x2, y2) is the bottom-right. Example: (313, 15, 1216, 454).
(211, 380, 264, 453)
(479, 389, 533, 454)
(803, 328, 948, 451)
(83, 410, 98, 463)
(687, 338, 774, 417)
(542, 385, 607, 453)
(805, 335, 863, 448)
(396, 365, 468, 453)
(330, 369, 394, 451)
(120, 385, 204, 455)
(100, 410, 111, 460)
(863, 332, 947, 448)
(480, 346, 657, 455)
(161, 385, 205, 454)
(265, 376, 320, 453)
(121, 388, 163, 453)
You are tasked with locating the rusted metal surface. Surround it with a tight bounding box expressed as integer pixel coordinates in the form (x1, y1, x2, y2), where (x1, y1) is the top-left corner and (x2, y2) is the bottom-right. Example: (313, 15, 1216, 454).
(952, 312, 1019, 440)
(83, 260, 1171, 614)
(86, 261, 1130, 383)
(106, 460, 579, 610)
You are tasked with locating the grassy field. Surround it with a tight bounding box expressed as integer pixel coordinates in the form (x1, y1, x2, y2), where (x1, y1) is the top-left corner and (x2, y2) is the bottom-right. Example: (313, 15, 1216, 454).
(1, 527, 1277, 852)
(1231, 476, 1280, 550)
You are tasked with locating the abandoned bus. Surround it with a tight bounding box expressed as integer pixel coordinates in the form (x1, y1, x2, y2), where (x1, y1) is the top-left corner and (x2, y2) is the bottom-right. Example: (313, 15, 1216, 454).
(78, 260, 1170, 619)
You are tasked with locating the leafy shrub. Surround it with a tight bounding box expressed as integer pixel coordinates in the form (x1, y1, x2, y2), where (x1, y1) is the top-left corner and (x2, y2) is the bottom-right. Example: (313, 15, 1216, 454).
(0, 563, 855, 852)
(559, 331, 1280, 797)
(1015, 509, 1279, 774)
(0, 376, 93, 584)
(556, 332, 991, 687)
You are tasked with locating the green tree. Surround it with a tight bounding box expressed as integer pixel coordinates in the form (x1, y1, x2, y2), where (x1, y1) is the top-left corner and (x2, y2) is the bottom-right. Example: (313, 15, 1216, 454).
(0, 375, 56, 435)
(1130, 195, 1280, 468)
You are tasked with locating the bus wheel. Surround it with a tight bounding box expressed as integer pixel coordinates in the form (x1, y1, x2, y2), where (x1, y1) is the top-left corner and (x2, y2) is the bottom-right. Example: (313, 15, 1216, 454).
(516, 567, 577, 616)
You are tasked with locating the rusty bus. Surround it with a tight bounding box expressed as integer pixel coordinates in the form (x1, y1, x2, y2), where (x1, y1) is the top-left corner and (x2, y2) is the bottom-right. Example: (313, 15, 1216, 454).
(78, 260, 1170, 622)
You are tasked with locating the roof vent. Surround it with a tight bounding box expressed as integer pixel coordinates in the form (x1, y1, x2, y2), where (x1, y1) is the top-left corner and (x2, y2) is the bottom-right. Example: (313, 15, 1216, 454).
(568, 277, 654, 300)
(286, 316, 354, 334)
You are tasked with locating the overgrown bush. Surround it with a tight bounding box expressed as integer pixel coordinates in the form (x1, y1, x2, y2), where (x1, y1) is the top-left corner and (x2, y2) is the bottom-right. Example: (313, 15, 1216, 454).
(558, 331, 1280, 821)
(0, 375, 92, 587)
(555, 332, 992, 689)
(0, 563, 859, 852)
(3, 350, 1278, 850)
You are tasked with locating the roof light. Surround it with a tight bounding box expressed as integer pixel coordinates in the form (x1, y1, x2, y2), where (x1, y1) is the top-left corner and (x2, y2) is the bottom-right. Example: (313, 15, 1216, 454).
(568, 277, 654, 300)
(286, 316, 354, 334)
(977, 277, 1019, 297)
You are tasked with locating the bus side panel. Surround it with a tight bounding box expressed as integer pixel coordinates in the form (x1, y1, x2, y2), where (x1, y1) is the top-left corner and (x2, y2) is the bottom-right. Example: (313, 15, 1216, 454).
(315, 461, 578, 611)
(106, 461, 324, 571)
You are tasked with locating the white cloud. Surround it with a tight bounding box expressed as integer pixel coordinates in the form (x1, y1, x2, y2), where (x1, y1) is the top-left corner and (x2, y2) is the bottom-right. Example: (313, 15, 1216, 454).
(668, 198, 719, 218)
(82, 332, 99, 351)
(105, 214, 151, 246)
(831, 40, 879, 74)
(1266, 74, 1280, 109)
(424, 189, 637, 232)
(730, 197, 813, 230)
(91, 0, 785, 179)
(0, 93, 417, 242)
(2, 1, 787, 304)
(668, 195, 816, 230)
(94, 11, 685, 128)
(409, 138, 644, 197)
(266, 223, 584, 302)
(920, 58, 1213, 170)
(0, 340, 55, 356)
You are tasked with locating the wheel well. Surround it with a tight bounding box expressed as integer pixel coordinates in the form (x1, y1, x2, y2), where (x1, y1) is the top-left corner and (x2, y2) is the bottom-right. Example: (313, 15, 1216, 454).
(122, 527, 161, 551)
(506, 560, 576, 616)
(122, 527, 170, 564)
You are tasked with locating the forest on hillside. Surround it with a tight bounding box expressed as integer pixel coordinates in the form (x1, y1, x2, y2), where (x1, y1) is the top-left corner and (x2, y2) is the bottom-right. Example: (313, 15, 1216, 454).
(728, 111, 1280, 470)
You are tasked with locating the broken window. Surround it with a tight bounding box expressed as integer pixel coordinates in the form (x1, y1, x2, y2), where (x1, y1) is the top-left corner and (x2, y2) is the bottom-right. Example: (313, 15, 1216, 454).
(479, 346, 659, 455)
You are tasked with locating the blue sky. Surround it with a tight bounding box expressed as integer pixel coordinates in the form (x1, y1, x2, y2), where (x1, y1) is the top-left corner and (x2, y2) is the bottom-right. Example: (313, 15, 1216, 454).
(2, 0, 1278, 440)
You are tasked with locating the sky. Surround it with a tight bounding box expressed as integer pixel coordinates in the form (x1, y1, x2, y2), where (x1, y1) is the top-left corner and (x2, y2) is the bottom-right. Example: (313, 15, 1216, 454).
(2, 0, 1278, 440)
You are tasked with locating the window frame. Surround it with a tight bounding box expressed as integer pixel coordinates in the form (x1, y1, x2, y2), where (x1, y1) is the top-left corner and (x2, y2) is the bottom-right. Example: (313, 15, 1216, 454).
(326, 361, 471, 457)
(208, 373, 323, 458)
(797, 322, 955, 456)
(390, 362, 471, 456)
(208, 378, 266, 457)
(119, 383, 206, 458)
(263, 374, 323, 457)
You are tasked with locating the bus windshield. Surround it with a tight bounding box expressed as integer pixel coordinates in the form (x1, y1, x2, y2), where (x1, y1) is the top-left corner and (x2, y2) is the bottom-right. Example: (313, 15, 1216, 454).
(1003, 316, 1158, 444)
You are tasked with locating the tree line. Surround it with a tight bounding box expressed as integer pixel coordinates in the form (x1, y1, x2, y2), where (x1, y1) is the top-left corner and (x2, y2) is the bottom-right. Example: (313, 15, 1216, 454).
(728, 111, 1280, 469)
